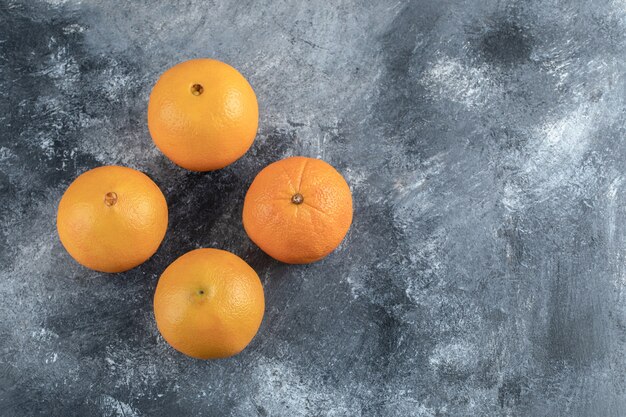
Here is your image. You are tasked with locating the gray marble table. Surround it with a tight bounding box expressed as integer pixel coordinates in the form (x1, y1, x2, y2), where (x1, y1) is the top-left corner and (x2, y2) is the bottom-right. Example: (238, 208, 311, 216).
(1, 0, 625, 416)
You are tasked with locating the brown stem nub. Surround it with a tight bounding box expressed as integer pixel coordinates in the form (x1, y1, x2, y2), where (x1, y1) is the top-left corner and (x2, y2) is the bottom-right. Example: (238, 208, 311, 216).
(104, 192, 118, 206)
(291, 193, 304, 205)
(190, 84, 204, 96)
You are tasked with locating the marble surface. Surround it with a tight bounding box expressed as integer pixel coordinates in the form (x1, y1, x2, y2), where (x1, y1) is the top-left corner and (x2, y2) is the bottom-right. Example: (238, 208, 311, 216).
(1, 0, 625, 416)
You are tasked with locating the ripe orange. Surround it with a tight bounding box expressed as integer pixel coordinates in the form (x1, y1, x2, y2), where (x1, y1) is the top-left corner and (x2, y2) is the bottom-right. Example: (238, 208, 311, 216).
(147, 58, 258, 171)
(153, 248, 265, 359)
(242, 156, 353, 264)
(56, 166, 168, 273)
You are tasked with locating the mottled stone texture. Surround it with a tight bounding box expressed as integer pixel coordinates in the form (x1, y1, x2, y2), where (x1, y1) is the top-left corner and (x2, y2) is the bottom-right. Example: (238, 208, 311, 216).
(1, 0, 625, 416)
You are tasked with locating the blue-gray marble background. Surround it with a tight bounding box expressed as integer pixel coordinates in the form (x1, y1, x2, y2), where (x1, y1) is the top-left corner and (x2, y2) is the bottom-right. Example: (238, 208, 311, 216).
(1, 0, 625, 416)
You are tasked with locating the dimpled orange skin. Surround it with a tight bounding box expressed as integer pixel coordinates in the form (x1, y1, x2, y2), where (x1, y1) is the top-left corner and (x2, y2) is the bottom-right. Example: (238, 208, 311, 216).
(243, 156, 353, 264)
(153, 249, 265, 359)
(56, 166, 168, 273)
(147, 58, 258, 171)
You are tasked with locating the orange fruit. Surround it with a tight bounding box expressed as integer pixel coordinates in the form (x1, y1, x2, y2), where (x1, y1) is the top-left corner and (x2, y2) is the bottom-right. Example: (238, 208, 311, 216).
(147, 58, 258, 171)
(153, 248, 265, 359)
(56, 166, 168, 273)
(242, 156, 353, 264)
